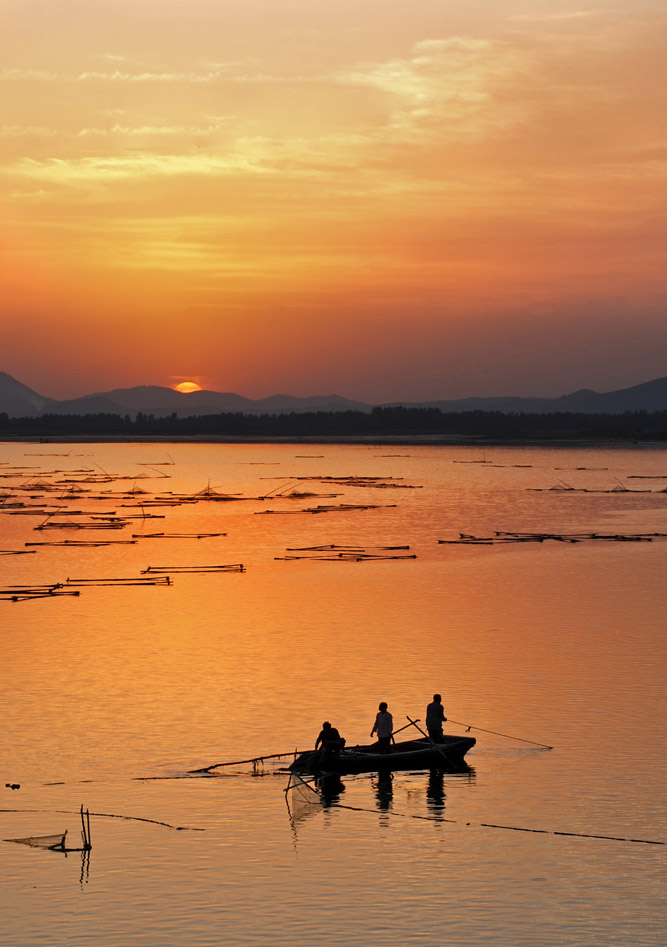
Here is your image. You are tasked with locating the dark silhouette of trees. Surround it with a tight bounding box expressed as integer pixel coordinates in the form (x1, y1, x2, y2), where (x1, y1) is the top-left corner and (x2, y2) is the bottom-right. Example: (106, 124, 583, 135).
(0, 406, 666, 441)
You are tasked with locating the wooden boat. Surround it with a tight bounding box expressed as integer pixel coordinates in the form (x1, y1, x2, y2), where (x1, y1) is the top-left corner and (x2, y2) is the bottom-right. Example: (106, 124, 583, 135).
(289, 735, 476, 775)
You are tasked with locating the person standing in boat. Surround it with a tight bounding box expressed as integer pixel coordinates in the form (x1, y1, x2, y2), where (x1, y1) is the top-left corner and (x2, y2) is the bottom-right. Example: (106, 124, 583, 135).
(370, 702, 393, 754)
(315, 721, 345, 761)
(426, 693, 447, 743)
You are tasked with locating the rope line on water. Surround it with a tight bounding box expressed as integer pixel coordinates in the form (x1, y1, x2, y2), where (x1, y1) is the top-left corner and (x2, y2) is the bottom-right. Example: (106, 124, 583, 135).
(323, 804, 664, 846)
(0, 807, 204, 831)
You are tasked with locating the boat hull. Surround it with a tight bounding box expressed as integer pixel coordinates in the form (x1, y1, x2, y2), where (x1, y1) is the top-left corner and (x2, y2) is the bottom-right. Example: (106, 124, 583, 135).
(289, 736, 475, 775)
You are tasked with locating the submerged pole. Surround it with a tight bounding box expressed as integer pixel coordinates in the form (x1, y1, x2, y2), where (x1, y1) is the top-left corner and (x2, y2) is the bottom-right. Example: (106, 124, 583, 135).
(80, 804, 92, 850)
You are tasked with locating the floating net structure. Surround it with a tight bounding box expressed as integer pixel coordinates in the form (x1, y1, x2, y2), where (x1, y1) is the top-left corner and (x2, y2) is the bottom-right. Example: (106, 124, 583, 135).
(4, 806, 91, 853)
(284, 771, 322, 824)
(6, 830, 68, 851)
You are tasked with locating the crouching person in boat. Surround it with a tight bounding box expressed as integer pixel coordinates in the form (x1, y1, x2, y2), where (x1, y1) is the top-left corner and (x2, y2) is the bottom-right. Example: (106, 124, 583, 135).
(370, 701, 393, 754)
(315, 721, 346, 762)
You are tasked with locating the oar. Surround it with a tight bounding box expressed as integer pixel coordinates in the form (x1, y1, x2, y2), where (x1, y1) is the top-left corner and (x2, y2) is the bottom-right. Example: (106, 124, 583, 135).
(391, 719, 420, 743)
(446, 718, 553, 749)
(406, 716, 458, 768)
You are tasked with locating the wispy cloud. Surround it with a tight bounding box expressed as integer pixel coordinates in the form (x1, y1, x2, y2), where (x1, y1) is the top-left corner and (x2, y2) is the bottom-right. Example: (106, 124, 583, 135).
(0, 69, 58, 81)
(10, 188, 50, 200)
(77, 122, 228, 138)
(75, 66, 315, 85)
(0, 60, 233, 85)
(8, 148, 283, 186)
(334, 37, 532, 141)
(76, 68, 226, 83)
(509, 11, 600, 23)
(0, 125, 57, 138)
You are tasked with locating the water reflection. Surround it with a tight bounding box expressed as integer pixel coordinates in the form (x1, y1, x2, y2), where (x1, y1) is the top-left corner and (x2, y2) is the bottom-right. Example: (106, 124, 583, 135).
(426, 769, 445, 813)
(317, 772, 346, 807)
(372, 771, 394, 811)
(79, 848, 91, 887)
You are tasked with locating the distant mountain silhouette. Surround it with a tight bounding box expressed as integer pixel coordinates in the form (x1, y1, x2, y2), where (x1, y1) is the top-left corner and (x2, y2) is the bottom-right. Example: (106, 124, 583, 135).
(1, 372, 666, 419)
(100, 385, 368, 417)
(0, 373, 55, 416)
(413, 376, 667, 415)
(0, 373, 371, 418)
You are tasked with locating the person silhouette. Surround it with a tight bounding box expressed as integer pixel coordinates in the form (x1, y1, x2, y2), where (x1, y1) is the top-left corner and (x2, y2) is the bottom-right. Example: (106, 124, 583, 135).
(426, 693, 447, 743)
(315, 721, 345, 760)
(370, 702, 393, 754)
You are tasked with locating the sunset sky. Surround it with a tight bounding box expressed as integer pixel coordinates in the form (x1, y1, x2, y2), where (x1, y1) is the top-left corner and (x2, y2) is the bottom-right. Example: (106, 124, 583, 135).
(2, 0, 666, 402)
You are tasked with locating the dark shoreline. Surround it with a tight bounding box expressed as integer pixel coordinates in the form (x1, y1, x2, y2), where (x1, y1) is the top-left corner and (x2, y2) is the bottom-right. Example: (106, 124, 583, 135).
(2, 404, 665, 445)
(1, 434, 662, 448)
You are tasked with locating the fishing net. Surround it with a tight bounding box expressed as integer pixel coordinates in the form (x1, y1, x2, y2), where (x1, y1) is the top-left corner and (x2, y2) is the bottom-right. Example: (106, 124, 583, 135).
(4, 808, 91, 853)
(6, 830, 67, 850)
(285, 772, 322, 823)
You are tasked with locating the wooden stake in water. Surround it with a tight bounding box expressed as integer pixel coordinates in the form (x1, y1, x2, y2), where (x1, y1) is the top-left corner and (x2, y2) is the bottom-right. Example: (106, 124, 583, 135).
(80, 805, 92, 850)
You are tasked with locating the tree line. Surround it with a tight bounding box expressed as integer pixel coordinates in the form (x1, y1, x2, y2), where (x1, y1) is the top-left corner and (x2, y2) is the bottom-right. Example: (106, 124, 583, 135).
(1, 405, 666, 440)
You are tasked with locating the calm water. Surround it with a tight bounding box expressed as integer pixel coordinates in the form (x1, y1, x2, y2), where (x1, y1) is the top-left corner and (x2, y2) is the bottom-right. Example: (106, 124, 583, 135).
(1, 441, 666, 946)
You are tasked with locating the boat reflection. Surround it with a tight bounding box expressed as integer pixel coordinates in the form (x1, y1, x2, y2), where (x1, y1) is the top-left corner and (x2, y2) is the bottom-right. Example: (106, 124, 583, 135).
(286, 765, 477, 841)
(317, 772, 346, 807)
(372, 771, 394, 811)
(426, 769, 445, 811)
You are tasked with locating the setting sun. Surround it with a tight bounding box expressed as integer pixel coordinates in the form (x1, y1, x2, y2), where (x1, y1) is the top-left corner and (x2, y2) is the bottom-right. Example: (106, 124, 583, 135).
(174, 381, 202, 394)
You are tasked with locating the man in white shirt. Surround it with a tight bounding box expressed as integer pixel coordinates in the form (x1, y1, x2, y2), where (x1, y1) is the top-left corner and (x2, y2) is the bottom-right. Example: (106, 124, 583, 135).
(370, 702, 393, 754)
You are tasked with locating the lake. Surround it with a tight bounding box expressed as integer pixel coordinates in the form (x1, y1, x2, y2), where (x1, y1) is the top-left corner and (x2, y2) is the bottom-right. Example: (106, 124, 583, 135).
(1, 441, 666, 946)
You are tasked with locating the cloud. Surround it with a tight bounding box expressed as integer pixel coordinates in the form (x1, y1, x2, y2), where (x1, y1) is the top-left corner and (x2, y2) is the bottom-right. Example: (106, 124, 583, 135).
(1, 64, 233, 85)
(0, 125, 57, 138)
(333, 36, 533, 141)
(509, 11, 600, 23)
(76, 68, 226, 83)
(9, 188, 50, 200)
(8, 148, 284, 186)
(77, 122, 228, 138)
(231, 73, 315, 84)
(4, 14, 665, 229)
(75, 65, 315, 86)
(0, 69, 58, 81)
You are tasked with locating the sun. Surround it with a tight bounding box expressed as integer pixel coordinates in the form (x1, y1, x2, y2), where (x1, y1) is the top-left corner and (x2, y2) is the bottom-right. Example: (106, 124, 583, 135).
(174, 381, 202, 394)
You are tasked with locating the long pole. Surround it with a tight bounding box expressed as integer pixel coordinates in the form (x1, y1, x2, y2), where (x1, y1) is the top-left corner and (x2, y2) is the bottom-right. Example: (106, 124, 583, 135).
(446, 718, 553, 749)
(193, 723, 423, 773)
(392, 719, 419, 738)
(190, 750, 298, 773)
(406, 716, 458, 768)
(80, 804, 92, 850)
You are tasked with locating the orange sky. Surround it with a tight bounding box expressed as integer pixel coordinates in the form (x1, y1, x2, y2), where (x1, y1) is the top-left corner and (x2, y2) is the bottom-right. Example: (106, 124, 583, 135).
(2, 1, 666, 402)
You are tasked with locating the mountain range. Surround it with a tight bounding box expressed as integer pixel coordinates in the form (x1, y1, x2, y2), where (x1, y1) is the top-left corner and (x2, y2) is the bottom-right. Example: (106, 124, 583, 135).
(1, 372, 666, 419)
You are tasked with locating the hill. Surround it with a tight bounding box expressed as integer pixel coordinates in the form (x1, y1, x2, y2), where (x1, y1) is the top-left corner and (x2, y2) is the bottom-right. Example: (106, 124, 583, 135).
(1, 372, 666, 419)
